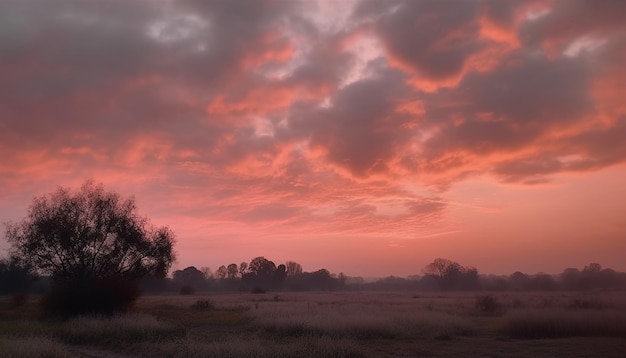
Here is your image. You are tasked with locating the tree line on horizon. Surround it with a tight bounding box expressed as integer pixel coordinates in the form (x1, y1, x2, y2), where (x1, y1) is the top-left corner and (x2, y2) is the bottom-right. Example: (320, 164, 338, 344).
(1, 180, 625, 317)
(157, 257, 626, 294)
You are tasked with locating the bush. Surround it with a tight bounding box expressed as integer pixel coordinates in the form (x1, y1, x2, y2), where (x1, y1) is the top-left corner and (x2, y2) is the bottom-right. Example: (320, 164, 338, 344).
(475, 295, 501, 314)
(191, 299, 215, 311)
(42, 278, 140, 317)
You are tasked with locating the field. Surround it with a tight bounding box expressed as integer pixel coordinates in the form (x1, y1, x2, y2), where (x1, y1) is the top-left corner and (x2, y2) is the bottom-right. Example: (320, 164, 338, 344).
(1, 291, 626, 357)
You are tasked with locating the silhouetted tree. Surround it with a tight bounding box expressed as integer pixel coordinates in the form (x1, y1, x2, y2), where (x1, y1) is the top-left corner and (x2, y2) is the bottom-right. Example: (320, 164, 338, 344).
(242, 257, 279, 291)
(216, 265, 227, 280)
(422, 258, 480, 290)
(200, 266, 213, 280)
(239, 262, 248, 276)
(248, 257, 276, 276)
(509, 271, 530, 291)
(226, 263, 239, 279)
(274, 264, 287, 284)
(584, 262, 602, 273)
(285, 261, 303, 276)
(172, 266, 206, 292)
(4, 180, 175, 316)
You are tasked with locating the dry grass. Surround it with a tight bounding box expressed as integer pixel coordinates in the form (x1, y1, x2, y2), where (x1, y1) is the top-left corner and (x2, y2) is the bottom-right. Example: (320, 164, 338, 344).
(2, 291, 626, 357)
(501, 309, 626, 338)
(0, 336, 70, 358)
(250, 297, 475, 339)
(136, 336, 364, 358)
(59, 313, 185, 344)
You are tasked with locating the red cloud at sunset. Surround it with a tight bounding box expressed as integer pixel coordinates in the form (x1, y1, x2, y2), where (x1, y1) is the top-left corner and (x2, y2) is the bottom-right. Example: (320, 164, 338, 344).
(1, 0, 625, 276)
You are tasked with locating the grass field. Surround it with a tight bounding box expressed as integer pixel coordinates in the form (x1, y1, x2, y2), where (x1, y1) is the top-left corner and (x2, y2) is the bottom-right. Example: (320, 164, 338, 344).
(1, 291, 626, 357)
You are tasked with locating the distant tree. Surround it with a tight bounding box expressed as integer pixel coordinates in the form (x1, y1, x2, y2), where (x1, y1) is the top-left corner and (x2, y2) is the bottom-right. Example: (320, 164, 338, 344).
(560, 268, 581, 290)
(285, 261, 303, 276)
(200, 266, 213, 280)
(239, 262, 248, 276)
(337, 272, 347, 287)
(423, 259, 457, 279)
(226, 263, 239, 279)
(172, 266, 205, 290)
(243, 257, 278, 291)
(216, 265, 227, 280)
(509, 271, 530, 291)
(4, 180, 176, 315)
(422, 258, 479, 290)
(274, 264, 287, 283)
(583, 262, 602, 273)
(248, 257, 276, 277)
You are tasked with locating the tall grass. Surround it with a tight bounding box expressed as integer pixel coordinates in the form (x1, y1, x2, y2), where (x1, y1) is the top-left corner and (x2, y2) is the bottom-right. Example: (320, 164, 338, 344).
(501, 309, 626, 338)
(146, 336, 364, 358)
(59, 313, 185, 344)
(250, 297, 475, 339)
(0, 336, 70, 358)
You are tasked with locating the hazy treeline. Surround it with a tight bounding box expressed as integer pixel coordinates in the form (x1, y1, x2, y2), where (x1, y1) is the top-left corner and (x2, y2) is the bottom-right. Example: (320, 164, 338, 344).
(159, 256, 344, 294)
(2, 256, 625, 295)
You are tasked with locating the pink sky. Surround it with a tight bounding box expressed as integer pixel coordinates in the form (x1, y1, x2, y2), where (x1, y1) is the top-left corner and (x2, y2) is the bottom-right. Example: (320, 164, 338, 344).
(1, 0, 625, 277)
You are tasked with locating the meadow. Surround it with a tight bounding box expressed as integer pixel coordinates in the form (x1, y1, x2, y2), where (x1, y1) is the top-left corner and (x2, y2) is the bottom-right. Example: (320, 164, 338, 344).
(1, 291, 626, 357)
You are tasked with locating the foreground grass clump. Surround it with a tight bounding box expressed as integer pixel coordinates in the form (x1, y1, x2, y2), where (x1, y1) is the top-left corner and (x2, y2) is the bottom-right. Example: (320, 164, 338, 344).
(475, 294, 502, 315)
(501, 309, 626, 338)
(0, 336, 70, 358)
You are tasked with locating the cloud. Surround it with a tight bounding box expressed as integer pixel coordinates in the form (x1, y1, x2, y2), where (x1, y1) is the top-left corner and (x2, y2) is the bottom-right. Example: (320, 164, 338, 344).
(1, 0, 625, 243)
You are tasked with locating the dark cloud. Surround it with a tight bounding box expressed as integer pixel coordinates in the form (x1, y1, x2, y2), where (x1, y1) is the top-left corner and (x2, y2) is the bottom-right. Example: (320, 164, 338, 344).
(370, 0, 484, 80)
(520, 0, 626, 51)
(1, 0, 625, 229)
(420, 51, 591, 162)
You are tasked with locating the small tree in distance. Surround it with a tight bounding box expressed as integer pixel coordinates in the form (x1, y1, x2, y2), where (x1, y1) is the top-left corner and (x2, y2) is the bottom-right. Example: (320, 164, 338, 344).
(4, 180, 176, 316)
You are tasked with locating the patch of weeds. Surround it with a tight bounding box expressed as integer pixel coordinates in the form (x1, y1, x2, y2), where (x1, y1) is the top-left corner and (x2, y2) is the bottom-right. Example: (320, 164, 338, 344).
(191, 299, 214, 311)
(0, 336, 70, 358)
(565, 298, 607, 310)
(475, 294, 502, 315)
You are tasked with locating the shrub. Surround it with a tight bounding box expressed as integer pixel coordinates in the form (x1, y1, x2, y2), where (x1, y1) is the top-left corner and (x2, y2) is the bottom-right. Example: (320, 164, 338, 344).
(42, 278, 140, 317)
(475, 294, 501, 314)
(191, 299, 215, 311)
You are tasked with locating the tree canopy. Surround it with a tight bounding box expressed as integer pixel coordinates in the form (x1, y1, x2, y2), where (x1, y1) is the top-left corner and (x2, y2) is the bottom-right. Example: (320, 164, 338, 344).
(5, 180, 176, 284)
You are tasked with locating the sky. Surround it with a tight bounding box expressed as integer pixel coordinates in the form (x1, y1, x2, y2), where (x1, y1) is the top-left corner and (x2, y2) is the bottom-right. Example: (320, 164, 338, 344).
(1, 0, 625, 277)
